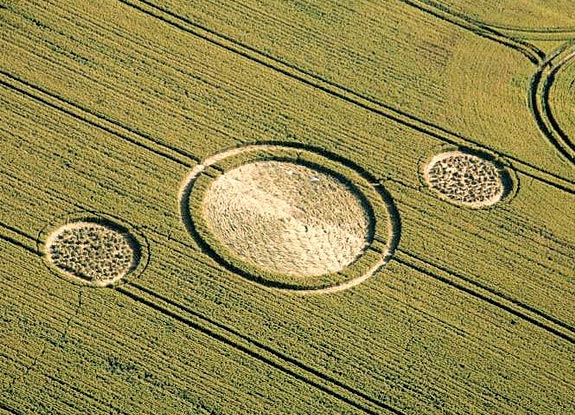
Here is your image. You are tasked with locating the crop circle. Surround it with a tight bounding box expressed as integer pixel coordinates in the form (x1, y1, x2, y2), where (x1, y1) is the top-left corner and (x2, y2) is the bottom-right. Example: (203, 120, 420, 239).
(181, 145, 399, 293)
(45, 220, 141, 286)
(424, 152, 506, 207)
(203, 160, 370, 277)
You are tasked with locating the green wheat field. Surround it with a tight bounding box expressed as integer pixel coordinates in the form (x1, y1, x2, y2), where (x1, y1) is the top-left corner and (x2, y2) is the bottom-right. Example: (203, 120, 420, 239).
(1, 1, 574, 414)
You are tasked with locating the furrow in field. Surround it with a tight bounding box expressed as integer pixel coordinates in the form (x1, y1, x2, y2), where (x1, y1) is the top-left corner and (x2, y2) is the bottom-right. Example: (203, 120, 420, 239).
(386, 174, 573, 262)
(0, 44, 428, 205)
(116, 0, 575, 183)
(0, 74, 195, 168)
(397, 0, 543, 61)
(0, 402, 21, 415)
(143, 217, 575, 351)
(0, 234, 36, 256)
(129, 247, 575, 412)
(1, 246, 373, 415)
(0, 8, 421, 184)
(0, 224, 36, 244)
(3, 0, 575, 189)
(3, 195, 572, 412)
(529, 61, 575, 167)
(125, 0, 574, 185)
(385, 179, 575, 327)
(2, 19, 574, 208)
(0, 110, 180, 216)
(148, 228, 575, 380)
(417, 0, 575, 34)
(137, 245, 575, 414)
(17, 372, 131, 415)
(117, 284, 393, 415)
(396, 191, 574, 282)
(4, 63, 569, 342)
(0, 89, 191, 242)
(395, 251, 575, 343)
(0, 11, 241, 158)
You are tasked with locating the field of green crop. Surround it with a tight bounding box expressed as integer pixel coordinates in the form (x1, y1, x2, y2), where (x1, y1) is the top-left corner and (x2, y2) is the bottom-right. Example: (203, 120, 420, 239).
(1, 0, 574, 414)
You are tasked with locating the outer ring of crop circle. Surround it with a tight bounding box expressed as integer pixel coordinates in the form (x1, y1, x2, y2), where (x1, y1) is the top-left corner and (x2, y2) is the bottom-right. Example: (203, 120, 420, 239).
(539, 43, 575, 162)
(179, 144, 400, 294)
(38, 211, 150, 287)
(417, 145, 518, 209)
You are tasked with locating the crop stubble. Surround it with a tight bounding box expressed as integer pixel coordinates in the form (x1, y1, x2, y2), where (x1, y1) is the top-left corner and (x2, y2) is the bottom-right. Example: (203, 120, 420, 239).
(44, 221, 140, 286)
(423, 152, 508, 207)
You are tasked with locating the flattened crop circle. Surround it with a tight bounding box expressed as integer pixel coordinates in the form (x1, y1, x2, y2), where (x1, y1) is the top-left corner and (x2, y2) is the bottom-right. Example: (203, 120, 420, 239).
(43, 217, 144, 287)
(203, 161, 370, 277)
(423, 151, 507, 208)
(181, 145, 399, 293)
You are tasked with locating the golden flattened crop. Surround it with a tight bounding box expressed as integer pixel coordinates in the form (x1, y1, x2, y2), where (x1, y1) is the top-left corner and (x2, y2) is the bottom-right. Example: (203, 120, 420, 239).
(202, 161, 371, 277)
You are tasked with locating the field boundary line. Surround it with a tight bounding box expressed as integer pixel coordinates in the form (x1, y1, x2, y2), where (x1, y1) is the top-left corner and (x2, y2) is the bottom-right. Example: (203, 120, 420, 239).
(398, 0, 544, 63)
(395, 250, 575, 344)
(117, 0, 575, 193)
(0, 402, 23, 415)
(401, 0, 575, 41)
(0, 230, 399, 413)
(529, 42, 575, 165)
(116, 282, 405, 415)
(0, 71, 197, 168)
(0, 225, 37, 255)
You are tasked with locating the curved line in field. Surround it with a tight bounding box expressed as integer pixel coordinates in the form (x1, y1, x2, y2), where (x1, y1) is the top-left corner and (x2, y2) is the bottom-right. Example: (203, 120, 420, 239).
(484, 25, 575, 42)
(118, 0, 575, 192)
(5, 15, 575, 195)
(398, 0, 545, 63)
(529, 42, 575, 165)
(404, 0, 575, 42)
(487, 25, 575, 35)
(178, 144, 401, 295)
